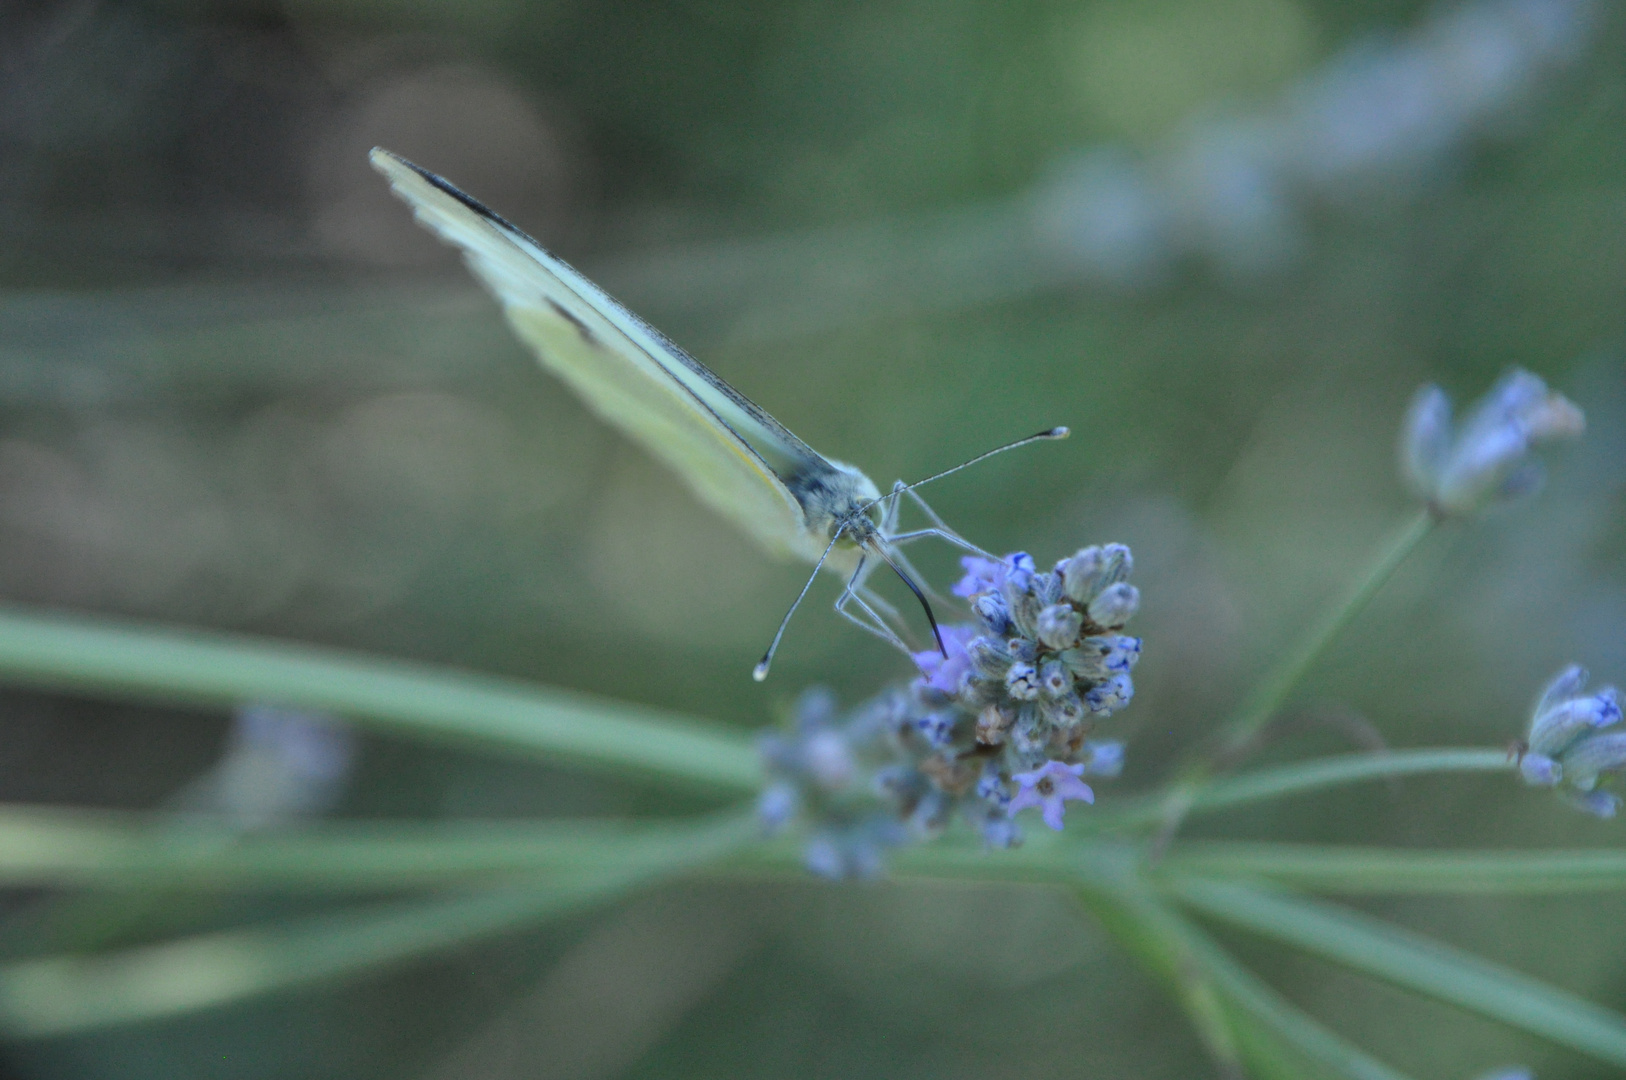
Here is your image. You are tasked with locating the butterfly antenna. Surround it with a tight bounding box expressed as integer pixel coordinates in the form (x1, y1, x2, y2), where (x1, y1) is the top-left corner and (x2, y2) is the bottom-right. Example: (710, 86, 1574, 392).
(865, 426, 1069, 512)
(754, 526, 849, 682)
(873, 542, 946, 659)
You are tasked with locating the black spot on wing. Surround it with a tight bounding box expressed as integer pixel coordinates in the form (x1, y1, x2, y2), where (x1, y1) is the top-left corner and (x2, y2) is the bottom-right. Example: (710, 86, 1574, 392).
(546, 298, 599, 346)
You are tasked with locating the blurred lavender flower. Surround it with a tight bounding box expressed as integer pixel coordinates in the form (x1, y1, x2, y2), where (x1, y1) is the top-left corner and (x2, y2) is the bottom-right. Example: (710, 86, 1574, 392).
(172, 705, 356, 829)
(1400, 368, 1584, 516)
(759, 544, 1142, 877)
(1516, 665, 1624, 817)
(1033, 0, 1596, 286)
(1474, 1068, 1534, 1080)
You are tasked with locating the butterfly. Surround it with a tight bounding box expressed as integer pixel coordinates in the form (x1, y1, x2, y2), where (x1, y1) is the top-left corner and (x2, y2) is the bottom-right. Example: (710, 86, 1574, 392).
(370, 148, 1065, 678)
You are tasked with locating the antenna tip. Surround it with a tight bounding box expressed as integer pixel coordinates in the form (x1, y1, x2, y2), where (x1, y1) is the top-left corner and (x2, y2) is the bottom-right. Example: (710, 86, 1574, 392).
(752, 659, 771, 682)
(1047, 426, 1071, 439)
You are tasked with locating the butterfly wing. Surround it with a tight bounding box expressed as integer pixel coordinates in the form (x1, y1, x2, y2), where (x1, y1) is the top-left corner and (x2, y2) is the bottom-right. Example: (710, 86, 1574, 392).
(370, 148, 833, 563)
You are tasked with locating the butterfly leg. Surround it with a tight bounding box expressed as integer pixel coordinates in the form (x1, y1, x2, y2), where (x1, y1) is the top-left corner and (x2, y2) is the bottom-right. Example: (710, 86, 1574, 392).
(880, 481, 998, 560)
(833, 554, 915, 657)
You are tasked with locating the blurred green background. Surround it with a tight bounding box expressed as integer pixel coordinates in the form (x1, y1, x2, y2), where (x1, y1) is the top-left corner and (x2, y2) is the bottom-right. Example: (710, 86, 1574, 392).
(0, 0, 1623, 1076)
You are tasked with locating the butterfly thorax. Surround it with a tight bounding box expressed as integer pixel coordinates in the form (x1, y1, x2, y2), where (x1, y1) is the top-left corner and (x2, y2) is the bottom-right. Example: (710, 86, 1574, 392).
(783, 459, 883, 555)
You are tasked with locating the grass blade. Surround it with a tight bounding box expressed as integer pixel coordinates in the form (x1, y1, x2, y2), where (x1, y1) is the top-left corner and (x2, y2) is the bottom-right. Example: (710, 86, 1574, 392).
(0, 604, 759, 792)
(1164, 842, 1626, 894)
(1171, 875, 1626, 1066)
(0, 804, 751, 891)
(0, 810, 758, 1037)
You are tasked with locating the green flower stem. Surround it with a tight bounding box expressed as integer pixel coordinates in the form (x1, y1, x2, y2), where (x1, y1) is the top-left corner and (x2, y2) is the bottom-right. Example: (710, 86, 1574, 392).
(0, 604, 760, 793)
(0, 810, 759, 1038)
(1097, 747, 1509, 831)
(1164, 842, 1626, 894)
(1094, 881, 1418, 1080)
(1157, 510, 1436, 838)
(1217, 510, 1436, 757)
(0, 805, 766, 891)
(1071, 871, 1245, 1077)
(1170, 875, 1626, 1067)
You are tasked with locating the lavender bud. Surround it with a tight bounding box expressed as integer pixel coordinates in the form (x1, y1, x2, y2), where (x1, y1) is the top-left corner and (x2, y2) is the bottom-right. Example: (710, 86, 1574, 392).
(806, 729, 857, 790)
(966, 635, 1012, 678)
(1568, 791, 1622, 819)
(1004, 552, 1037, 593)
(972, 591, 1012, 635)
(1518, 753, 1560, 787)
(976, 704, 1014, 745)
(758, 782, 801, 831)
(1011, 707, 1050, 754)
(913, 711, 958, 749)
(1006, 637, 1038, 664)
(1062, 544, 1133, 603)
(1006, 662, 1042, 701)
(1087, 583, 1140, 628)
(1003, 583, 1042, 639)
(1529, 687, 1620, 757)
(1034, 570, 1064, 606)
(1399, 384, 1451, 498)
(1535, 664, 1589, 717)
(1082, 739, 1125, 777)
(1085, 673, 1134, 716)
(1555, 733, 1626, 791)
(1036, 603, 1084, 650)
(1042, 692, 1087, 729)
(1038, 660, 1072, 698)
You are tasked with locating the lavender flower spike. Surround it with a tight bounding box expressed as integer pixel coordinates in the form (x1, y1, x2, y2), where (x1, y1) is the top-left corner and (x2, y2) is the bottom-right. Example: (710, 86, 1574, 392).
(1516, 664, 1626, 816)
(1009, 760, 1095, 830)
(1400, 368, 1584, 516)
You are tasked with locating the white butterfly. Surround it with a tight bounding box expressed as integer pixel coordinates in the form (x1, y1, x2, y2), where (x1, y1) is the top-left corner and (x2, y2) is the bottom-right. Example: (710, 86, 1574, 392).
(370, 148, 1064, 677)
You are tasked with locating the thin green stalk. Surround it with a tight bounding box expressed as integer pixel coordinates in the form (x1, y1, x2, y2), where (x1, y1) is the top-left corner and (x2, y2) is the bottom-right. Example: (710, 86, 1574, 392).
(1073, 873, 1245, 1078)
(1171, 876, 1626, 1066)
(1163, 842, 1626, 894)
(1130, 888, 1418, 1080)
(1095, 748, 1509, 831)
(0, 604, 759, 793)
(0, 805, 747, 891)
(1157, 510, 1436, 840)
(1217, 510, 1435, 757)
(0, 810, 759, 1038)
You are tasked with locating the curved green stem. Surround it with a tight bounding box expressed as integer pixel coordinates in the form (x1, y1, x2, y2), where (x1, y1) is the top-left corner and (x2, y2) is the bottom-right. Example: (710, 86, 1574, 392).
(1098, 747, 1508, 831)
(1155, 510, 1437, 844)
(1217, 509, 1436, 758)
(0, 604, 760, 793)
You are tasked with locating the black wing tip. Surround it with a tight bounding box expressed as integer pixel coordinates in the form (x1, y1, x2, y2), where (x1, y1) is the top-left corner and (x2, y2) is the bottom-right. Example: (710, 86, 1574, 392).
(368, 147, 538, 246)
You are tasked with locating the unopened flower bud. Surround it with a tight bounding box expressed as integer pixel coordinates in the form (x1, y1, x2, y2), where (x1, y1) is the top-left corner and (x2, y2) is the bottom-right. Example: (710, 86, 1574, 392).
(758, 782, 800, 831)
(1042, 692, 1087, 729)
(1085, 673, 1134, 716)
(806, 729, 856, 790)
(972, 592, 1012, 635)
(976, 704, 1013, 745)
(1518, 753, 1560, 786)
(1061, 543, 1132, 603)
(1400, 385, 1452, 499)
(1555, 733, 1626, 791)
(1087, 583, 1140, 628)
(1036, 603, 1084, 650)
(1038, 660, 1072, 698)
(1082, 739, 1125, 777)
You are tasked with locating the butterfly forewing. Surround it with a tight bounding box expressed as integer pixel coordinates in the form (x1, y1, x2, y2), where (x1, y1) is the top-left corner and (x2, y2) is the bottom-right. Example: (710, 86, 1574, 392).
(370, 148, 839, 562)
